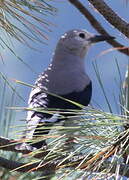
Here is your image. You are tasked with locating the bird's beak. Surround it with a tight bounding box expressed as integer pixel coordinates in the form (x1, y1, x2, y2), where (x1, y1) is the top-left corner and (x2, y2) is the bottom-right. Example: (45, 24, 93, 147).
(88, 35, 115, 43)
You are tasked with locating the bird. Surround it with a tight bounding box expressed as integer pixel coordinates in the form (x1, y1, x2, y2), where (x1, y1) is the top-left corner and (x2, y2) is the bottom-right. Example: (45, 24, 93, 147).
(17, 29, 114, 150)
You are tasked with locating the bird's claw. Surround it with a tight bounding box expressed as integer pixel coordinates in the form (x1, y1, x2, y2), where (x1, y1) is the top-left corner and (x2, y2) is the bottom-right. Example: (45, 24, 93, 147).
(15, 143, 37, 151)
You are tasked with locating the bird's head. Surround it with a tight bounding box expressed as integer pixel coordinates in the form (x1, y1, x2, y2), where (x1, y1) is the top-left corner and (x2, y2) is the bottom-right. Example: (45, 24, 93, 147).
(56, 29, 115, 58)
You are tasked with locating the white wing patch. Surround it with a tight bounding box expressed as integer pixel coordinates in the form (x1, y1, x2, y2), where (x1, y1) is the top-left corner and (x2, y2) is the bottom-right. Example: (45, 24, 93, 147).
(26, 113, 41, 139)
(28, 87, 41, 104)
(26, 108, 59, 139)
(40, 113, 59, 123)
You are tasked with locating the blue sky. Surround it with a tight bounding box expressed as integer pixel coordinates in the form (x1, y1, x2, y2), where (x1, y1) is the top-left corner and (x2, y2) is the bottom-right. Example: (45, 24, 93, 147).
(1, 0, 129, 117)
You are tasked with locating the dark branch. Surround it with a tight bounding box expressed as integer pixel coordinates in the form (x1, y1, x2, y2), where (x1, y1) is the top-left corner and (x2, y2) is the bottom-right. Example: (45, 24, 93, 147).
(88, 0, 129, 38)
(0, 136, 31, 154)
(68, 0, 129, 56)
(0, 136, 49, 158)
(0, 156, 56, 173)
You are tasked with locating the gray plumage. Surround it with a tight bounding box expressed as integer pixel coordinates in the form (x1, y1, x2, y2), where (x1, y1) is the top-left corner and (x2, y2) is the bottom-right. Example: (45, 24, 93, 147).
(17, 29, 114, 149)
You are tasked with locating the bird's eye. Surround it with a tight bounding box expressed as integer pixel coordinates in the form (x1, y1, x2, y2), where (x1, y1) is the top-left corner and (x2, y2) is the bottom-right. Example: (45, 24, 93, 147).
(79, 33, 85, 39)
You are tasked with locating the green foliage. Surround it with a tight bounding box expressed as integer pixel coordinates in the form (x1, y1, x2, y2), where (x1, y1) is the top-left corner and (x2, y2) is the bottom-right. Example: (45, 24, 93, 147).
(0, 0, 57, 64)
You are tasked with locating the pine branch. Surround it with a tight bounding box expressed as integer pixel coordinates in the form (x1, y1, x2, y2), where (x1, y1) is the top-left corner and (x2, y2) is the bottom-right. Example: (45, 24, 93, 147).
(0, 156, 38, 172)
(0, 136, 21, 152)
(0, 136, 56, 173)
(0, 136, 49, 158)
(0, 0, 56, 51)
(0, 131, 129, 178)
(68, 0, 129, 56)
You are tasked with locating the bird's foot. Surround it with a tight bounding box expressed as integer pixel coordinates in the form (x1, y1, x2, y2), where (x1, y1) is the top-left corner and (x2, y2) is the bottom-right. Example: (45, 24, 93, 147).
(15, 142, 37, 151)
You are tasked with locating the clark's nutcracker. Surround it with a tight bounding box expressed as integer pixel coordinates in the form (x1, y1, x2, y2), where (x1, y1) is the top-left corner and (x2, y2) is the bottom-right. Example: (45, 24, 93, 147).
(18, 29, 114, 150)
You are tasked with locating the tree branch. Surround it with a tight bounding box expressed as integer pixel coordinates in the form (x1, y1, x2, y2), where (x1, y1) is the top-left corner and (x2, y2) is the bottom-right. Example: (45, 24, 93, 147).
(0, 136, 32, 154)
(0, 156, 35, 172)
(0, 136, 49, 158)
(88, 0, 129, 38)
(0, 135, 129, 178)
(0, 136, 56, 173)
(0, 151, 129, 178)
(68, 0, 129, 56)
(0, 156, 56, 173)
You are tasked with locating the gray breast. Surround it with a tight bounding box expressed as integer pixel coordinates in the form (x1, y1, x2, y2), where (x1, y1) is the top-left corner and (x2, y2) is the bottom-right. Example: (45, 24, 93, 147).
(36, 66, 91, 95)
